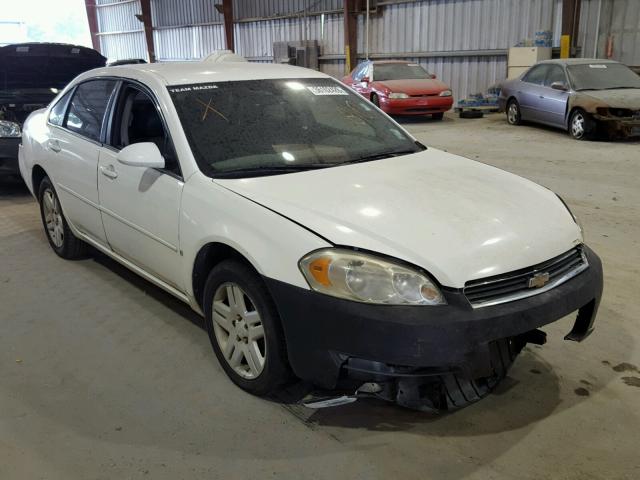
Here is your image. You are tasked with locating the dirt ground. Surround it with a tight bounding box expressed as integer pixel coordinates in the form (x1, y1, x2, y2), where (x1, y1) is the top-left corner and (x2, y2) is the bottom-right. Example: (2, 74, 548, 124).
(1, 112, 638, 479)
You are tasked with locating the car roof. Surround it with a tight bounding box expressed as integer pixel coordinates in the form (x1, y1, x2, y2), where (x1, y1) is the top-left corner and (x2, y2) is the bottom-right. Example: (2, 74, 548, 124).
(537, 58, 621, 66)
(82, 61, 328, 85)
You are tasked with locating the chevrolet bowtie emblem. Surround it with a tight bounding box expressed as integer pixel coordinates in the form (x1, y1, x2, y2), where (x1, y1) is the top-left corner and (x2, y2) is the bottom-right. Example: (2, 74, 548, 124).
(528, 272, 550, 288)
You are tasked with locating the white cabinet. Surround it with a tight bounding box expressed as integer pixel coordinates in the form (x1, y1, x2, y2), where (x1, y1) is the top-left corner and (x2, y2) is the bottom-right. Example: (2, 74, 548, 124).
(507, 47, 552, 79)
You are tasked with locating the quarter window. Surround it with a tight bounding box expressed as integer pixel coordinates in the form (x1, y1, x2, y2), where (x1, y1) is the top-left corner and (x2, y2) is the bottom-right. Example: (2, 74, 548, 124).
(48, 91, 73, 126)
(64, 80, 117, 142)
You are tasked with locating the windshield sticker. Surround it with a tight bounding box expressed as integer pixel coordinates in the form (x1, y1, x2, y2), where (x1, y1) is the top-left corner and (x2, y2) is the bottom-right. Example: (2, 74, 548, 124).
(168, 83, 219, 94)
(306, 86, 348, 96)
(588, 64, 607, 69)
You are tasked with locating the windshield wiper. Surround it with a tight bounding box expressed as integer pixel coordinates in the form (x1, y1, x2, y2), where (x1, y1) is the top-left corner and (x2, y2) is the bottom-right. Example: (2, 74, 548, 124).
(212, 164, 330, 178)
(600, 86, 639, 90)
(343, 148, 421, 166)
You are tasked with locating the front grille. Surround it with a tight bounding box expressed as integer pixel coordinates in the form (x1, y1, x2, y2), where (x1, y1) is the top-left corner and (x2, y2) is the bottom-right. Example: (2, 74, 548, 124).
(464, 247, 588, 308)
(410, 93, 438, 97)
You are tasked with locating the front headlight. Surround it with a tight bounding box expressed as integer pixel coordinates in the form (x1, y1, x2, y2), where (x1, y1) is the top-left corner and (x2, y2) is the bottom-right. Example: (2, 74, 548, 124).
(439, 90, 452, 97)
(388, 92, 409, 99)
(0, 120, 21, 138)
(299, 249, 445, 305)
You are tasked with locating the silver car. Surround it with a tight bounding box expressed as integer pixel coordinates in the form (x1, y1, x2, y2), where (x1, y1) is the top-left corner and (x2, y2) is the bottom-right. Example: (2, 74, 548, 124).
(499, 58, 640, 140)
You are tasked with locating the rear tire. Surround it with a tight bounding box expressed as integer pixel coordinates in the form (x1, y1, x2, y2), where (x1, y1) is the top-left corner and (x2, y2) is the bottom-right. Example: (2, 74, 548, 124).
(506, 99, 522, 125)
(38, 177, 88, 259)
(203, 259, 291, 396)
(432, 112, 444, 120)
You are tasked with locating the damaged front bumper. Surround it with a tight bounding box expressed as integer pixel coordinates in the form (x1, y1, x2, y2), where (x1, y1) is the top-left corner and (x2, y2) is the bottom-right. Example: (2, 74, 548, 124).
(593, 113, 640, 137)
(265, 245, 603, 409)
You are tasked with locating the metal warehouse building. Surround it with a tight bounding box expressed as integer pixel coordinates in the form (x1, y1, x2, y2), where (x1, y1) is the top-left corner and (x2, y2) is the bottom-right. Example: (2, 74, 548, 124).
(87, 0, 640, 100)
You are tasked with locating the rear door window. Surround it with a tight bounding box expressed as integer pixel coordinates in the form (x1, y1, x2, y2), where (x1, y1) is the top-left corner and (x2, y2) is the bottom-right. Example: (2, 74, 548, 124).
(65, 79, 117, 142)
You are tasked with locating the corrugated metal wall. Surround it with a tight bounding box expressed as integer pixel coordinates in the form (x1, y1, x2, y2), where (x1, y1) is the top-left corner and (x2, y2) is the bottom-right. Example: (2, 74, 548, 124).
(580, 0, 640, 65)
(95, 0, 565, 99)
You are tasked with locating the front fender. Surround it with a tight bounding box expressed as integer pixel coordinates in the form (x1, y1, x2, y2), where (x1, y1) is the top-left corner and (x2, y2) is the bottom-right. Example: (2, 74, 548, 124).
(179, 172, 331, 302)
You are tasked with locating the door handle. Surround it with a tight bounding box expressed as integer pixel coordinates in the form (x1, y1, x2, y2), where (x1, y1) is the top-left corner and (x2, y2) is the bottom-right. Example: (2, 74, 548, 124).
(539, 95, 545, 99)
(100, 164, 118, 179)
(48, 139, 61, 153)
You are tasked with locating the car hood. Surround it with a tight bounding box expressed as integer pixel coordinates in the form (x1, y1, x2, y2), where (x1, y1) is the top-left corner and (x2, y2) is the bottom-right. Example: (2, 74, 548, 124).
(214, 149, 582, 288)
(375, 79, 450, 95)
(579, 89, 640, 109)
(0, 42, 106, 92)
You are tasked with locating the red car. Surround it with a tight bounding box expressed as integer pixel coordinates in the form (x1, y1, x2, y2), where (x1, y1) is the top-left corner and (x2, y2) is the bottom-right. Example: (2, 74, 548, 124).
(342, 60, 453, 119)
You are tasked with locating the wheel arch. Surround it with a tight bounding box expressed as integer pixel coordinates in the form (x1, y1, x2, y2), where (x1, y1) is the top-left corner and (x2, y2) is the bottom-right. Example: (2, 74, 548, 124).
(567, 105, 586, 129)
(192, 242, 261, 310)
(31, 164, 48, 201)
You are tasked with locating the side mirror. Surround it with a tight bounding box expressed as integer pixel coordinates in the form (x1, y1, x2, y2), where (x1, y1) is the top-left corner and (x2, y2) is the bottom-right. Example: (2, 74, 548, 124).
(550, 81, 568, 91)
(430, 74, 437, 79)
(361, 76, 370, 84)
(117, 142, 165, 169)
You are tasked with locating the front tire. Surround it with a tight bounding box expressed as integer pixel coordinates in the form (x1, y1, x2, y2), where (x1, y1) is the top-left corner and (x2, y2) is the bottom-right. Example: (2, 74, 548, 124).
(569, 109, 594, 140)
(203, 259, 291, 396)
(371, 93, 380, 108)
(506, 99, 522, 125)
(38, 177, 88, 259)
(432, 112, 444, 120)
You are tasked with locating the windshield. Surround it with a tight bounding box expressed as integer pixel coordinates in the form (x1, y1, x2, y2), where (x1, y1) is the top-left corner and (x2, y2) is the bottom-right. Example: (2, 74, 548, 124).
(567, 63, 640, 91)
(168, 78, 421, 178)
(374, 63, 433, 81)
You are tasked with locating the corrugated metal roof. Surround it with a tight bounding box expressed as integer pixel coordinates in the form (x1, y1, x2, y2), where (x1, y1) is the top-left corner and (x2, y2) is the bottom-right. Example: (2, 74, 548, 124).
(95, 0, 567, 97)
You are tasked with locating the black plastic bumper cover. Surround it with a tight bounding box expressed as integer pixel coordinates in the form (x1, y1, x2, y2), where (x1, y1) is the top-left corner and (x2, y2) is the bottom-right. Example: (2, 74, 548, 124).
(265, 246, 603, 389)
(0, 137, 20, 177)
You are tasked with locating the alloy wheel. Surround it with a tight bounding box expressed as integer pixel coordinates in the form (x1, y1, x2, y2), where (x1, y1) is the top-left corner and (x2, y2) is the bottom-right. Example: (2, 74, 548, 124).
(42, 189, 64, 248)
(507, 102, 519, 124)
(212, 282, 266, 379)
(571, 112, 585, 138)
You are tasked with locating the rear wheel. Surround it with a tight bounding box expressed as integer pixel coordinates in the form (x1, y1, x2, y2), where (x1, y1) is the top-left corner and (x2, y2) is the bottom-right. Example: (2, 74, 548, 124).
(432, 112, 444, 120)
(569, 109, 594, 140)
(38, 177, 88, 259)
(203, 259, 291, 396)
(506, 99, 522, 125)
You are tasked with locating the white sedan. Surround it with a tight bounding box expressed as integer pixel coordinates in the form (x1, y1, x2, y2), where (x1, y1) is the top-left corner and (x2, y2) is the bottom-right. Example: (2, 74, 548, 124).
(19, 61, 603, 411)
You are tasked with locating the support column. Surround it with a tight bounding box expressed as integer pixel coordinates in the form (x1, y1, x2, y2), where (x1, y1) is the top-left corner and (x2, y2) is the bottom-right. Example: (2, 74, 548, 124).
(139, 0, 156, 63)
(561, 0, 581, 58)
(83, 0, 101, 53)
(343, 0, 358, 73)
(222, 0, 235, 52)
